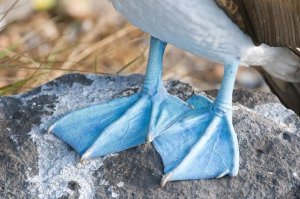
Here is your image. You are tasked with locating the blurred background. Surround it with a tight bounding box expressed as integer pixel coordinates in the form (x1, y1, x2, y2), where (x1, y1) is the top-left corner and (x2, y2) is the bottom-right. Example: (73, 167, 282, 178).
(0, 0, 269, 95)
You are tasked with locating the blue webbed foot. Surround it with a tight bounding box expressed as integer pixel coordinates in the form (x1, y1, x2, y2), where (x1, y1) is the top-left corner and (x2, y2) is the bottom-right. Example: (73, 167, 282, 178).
(48, 93, 139, 156)
(49, 87, 190, 159)
(153, 62, 240, 186)
(49, 36, 191, 160)
(154, 94, 239, 186)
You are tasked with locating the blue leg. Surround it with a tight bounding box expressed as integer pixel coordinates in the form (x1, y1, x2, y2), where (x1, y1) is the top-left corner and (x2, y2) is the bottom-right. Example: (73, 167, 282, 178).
(153, 62, 240, 186)
(49, 36, 191, 160)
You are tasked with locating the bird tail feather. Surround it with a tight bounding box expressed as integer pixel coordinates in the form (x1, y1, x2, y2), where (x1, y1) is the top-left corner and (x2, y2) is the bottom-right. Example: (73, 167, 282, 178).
(256, 67, 300, 116)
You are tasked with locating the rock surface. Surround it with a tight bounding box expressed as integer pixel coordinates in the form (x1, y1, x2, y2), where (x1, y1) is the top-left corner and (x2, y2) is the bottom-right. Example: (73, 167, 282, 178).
(0, 73, 299, 199)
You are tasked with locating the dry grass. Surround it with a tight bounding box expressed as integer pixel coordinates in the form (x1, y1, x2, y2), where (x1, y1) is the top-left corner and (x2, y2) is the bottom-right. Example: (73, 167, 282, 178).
(0, 1, 267, 96)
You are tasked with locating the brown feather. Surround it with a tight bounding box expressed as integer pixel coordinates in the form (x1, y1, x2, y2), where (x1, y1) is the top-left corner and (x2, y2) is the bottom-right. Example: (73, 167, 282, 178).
(216, 0, 300, 51)
(216, 0, 300, 115)
(255, 67, 300, 116)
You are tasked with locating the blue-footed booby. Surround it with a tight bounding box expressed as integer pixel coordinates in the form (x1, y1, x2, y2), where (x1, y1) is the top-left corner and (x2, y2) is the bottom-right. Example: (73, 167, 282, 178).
(49, 0, 300, 187)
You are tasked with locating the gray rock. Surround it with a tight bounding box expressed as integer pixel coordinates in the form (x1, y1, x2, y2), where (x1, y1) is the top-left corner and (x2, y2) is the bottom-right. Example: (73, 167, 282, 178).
(0, 73, 299, 199)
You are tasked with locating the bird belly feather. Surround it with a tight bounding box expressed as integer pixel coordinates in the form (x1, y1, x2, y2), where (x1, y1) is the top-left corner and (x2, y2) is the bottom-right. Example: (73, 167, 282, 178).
(111, 0, 300, 82)
(111, 0, 253, 64)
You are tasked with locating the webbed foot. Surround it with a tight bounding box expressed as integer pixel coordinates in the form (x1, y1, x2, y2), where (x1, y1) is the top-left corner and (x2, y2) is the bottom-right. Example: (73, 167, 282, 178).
(49, 37, 191, 160)
(154, 62, 240, 186)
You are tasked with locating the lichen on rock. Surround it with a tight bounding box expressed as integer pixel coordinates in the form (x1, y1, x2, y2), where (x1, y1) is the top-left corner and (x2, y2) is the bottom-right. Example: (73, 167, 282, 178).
(0, 73, 299, 199)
